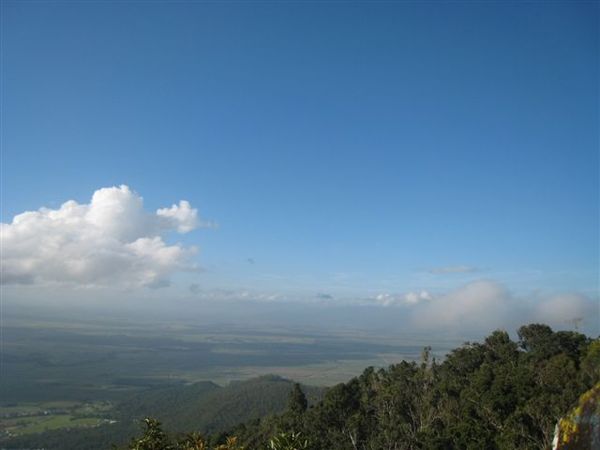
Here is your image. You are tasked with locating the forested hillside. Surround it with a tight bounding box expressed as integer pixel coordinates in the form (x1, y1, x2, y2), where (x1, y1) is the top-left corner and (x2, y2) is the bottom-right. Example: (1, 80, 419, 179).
(1, 376, 323, 450)
(118, 375, 323, 434)
(126, 324, 599, 450)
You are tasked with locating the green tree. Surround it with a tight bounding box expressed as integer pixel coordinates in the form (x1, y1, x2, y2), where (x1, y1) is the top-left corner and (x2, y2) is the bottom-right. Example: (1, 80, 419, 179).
(288, 384, 307, 416)
(581, 338, 600, 384)
(128, 418, 172, 450)
(518, 323, 557, 358)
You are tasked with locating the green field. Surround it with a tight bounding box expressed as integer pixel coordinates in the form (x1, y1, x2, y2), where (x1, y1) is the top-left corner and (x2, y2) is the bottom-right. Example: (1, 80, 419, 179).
(1, 401, 114, 438)
(4, 414, 105, 435)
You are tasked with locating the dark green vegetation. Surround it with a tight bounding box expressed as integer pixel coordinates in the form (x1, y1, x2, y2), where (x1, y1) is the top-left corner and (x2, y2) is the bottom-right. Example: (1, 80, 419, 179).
(118, 375, 323, 435)
(123, 324, 599, 450)
(1, 376, 324, 450)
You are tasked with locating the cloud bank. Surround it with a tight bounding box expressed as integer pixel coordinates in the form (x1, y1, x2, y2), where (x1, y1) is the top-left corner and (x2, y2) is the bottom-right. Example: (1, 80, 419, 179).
(410, 280, 511, 331)
(366, 281, 598, 334)
(1, 185, 207, 288)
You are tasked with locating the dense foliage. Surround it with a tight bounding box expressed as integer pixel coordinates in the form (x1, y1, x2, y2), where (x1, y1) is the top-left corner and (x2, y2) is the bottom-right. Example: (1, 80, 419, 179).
(118, 376, 322, 435)
(223, 325, 599, 450)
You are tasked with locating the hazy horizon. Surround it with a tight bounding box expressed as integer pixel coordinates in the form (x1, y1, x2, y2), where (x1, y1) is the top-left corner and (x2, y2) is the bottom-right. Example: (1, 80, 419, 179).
(2, 2, 599, 336)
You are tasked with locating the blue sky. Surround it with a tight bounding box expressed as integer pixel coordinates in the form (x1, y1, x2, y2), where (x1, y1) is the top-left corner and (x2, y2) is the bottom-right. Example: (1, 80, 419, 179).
(3, 1, 598, 308)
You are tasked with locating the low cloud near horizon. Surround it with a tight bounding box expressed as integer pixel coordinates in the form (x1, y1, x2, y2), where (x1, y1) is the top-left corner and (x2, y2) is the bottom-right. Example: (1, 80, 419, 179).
(181, 280, 597, 334)
(370, 280, 598, 334)
(1, 185, 208, 288)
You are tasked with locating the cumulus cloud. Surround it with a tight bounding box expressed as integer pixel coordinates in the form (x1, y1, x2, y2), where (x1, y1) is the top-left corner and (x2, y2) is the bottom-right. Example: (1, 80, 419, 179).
(157, 200, 199, 233)
(1, 185, 209, 288)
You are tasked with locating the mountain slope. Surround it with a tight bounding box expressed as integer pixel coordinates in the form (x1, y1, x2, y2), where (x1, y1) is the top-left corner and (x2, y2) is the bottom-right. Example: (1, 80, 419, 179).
(119, 375, 323, 433)
(1, 376, 324, 450)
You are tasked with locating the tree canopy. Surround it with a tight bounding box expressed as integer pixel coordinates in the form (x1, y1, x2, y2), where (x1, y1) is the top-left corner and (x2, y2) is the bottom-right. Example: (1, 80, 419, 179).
(125, 324, 599, 450)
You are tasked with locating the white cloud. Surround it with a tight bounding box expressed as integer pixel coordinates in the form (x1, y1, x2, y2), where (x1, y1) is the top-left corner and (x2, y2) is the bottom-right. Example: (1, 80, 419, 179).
(187, 287, 285, 302)
(157, 200, 199, 233)
(412, 280, 510, 331)
(407, 280, 598, 334)
(1, 185, 209, 288)
(372, 290, 433, 306)
(404, 290, 434, 305)
(533, 293, 598, 328)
